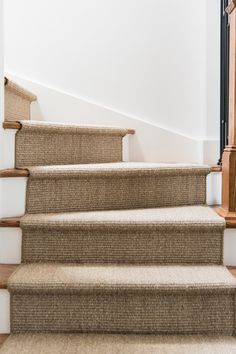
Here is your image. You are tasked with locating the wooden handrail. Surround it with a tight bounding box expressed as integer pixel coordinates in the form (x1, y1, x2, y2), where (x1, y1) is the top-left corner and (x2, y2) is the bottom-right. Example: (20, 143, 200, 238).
(217, 0, 236, 226)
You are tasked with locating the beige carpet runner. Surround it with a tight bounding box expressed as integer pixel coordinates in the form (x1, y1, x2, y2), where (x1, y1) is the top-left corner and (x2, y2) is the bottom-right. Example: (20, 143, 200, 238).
(15, 121, 128, 166)
(20, 206, 224, 264)
(2, 120, 236, 353)
(3, 334, 236, 354)
(25, 162, 209, 213)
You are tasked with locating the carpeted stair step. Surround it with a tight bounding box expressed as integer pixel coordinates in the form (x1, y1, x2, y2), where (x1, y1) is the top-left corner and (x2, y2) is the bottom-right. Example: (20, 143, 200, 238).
(8, 264, 236, 334)
(2, 334, 236, 354)
(25, 162, 210, 214)
(15, 121, 130, 167)
(20, 206, 225, 264)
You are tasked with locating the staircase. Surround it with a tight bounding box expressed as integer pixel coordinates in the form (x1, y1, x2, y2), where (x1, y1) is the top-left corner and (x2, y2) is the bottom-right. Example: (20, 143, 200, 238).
(1, 120, 236, 352)
(1, 86, 236, 353)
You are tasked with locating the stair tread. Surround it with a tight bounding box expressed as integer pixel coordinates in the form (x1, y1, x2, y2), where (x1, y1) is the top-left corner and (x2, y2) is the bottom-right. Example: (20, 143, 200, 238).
(27, 162, 210, 178)
(19, 120, 129, 135)
(8, 264, 236, 293)
(2, 334, 236, 354)
(21, 205, 225, 228)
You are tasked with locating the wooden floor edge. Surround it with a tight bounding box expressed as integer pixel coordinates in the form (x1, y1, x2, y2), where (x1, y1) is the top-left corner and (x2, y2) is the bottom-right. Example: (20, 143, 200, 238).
(0, 217, 21, 227)
(0, 264, 19, 289)
(0, 169, 29, 178)
(0, 334, 9, 348)
(228, 267, 236, 277)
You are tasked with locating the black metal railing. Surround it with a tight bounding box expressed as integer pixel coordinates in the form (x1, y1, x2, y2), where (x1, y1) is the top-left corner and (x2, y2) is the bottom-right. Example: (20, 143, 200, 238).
(219, 0, 230, 164)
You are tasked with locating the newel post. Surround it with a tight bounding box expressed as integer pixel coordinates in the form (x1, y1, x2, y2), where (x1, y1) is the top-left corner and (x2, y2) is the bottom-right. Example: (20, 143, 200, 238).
(217, 0, 236, 226)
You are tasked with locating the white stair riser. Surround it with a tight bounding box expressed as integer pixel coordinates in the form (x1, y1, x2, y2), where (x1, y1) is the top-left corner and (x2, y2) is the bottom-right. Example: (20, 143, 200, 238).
(0, 227, 235, 266)
(0, 129, 16, 170)
(206, 172, 222, 206)
(0, 178, 27, 218)
(0, 290, 10, 333)
(224, 230, 236, 266)
(0, 228, 22, 264)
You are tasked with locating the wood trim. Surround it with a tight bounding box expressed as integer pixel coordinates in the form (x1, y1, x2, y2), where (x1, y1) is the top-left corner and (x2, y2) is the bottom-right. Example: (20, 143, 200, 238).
(0, 169, 29, 178)
(2, 121, 21, 129)
(215, 207, 236, 228)
(210, 165, 222, 172)
(127, 129, 135, 135)
(0, 218, 21, 228)
(226, 0, 236, 14)
(220, 1, 236, 218)
(0, 335, 9, 348)
(0, 264, 19, 289)
(228, 266, 236, 277)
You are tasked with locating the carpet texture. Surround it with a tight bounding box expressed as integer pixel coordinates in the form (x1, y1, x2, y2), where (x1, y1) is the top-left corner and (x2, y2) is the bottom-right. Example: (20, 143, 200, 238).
(8, 264, 236, 334)
(2, 334, 236, 354)
(15, 121, 128, 167)
(3, 121, 236, 352)
(20, 206, 225, 264)
(4, 80, 37, 122)
(25, 163, 210, 214)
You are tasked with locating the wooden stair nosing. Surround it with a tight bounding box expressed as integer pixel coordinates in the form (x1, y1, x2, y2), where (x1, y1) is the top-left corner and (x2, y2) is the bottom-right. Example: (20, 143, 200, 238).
(0, 264, 19, 289)
(127, 128, 135, 135)
(2, 121, 135, 134)
(0, 334, 9, 348)
(214, 207, 236, 228)
(228, 267, 236, 278)
(0, 218, 21, 228)
(210, 165, 222, 172)
(2, 121, 22, 130)
(0, 169, 29, 178)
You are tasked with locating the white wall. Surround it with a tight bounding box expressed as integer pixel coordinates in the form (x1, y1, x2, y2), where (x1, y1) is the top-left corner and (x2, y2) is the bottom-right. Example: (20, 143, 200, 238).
(3, 0, 220, 146)
(206, 0, 221, 140)
(6, 74, 203, 164)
